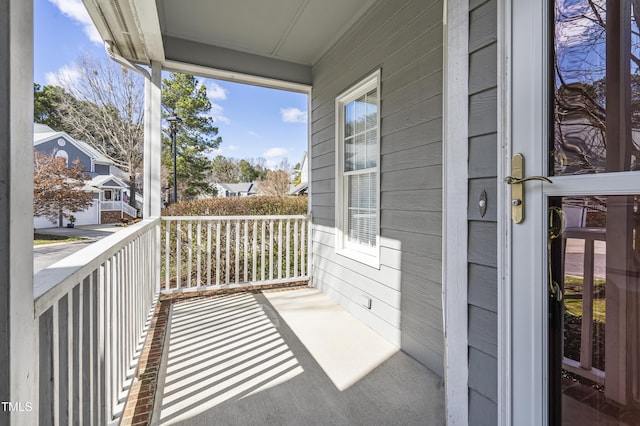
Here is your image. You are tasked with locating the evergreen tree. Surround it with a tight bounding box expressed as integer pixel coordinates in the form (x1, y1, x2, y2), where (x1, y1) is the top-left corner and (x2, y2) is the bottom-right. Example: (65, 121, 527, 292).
(238, 159, 260, 182)
(34, 83, 70, 131)
(162, 73, 222, 200)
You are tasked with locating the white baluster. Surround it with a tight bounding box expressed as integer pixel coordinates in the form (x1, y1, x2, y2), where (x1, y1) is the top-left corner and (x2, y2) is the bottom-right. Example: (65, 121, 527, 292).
(207, 221, 212, 287)
(252, 221, 258, 283)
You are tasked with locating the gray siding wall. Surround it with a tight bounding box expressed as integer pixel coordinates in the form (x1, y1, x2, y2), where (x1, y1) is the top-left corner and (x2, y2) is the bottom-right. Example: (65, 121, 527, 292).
(468, 0, 498, 422)
(311, 0, 444, 375)
(95, 164, 110, 175)
(35, 137, 93, 173)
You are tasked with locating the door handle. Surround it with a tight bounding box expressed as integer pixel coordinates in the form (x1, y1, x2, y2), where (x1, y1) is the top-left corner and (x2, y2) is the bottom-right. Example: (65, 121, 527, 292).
(504, 176, 553, 185)
(505, 153, 553, 224)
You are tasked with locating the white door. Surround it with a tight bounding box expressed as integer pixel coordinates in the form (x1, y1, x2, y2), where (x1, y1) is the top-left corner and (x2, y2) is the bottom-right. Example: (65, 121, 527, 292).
(510, 0, 640, 424)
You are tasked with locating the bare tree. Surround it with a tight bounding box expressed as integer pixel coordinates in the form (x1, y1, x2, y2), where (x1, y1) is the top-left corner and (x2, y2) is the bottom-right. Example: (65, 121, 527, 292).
(51, 53, 145, 207)
(258, 158, 292, 197)
(210, 155, 240, 183)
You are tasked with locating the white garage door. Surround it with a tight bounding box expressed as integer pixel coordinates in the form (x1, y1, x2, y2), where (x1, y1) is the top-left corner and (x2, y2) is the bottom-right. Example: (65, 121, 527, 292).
(33, 202, 99, 229)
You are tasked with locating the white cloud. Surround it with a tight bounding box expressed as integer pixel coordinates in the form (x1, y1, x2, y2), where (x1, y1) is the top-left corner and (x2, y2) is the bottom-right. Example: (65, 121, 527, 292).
(248, 131, 260, 138)
(45, 63, 81, 86)
(263, 147, 288, 158)
(209, 144, 239, 157)
(205, 81, 228, 101)
(48, 0, 102, 44)
(280, 107, 307, 123)
(210, 103, 231, 124)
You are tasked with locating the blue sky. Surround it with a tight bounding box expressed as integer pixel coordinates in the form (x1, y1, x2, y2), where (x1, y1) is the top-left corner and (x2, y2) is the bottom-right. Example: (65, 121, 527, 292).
(34, 0, 309, 169)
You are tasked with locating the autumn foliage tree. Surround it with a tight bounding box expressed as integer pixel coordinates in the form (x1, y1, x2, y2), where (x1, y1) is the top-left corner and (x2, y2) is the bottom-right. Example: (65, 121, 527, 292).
(33, 151, 94, 227)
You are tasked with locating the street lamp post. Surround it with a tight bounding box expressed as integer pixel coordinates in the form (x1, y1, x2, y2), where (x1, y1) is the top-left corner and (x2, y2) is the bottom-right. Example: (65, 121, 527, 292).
(167, 115, 182, 204)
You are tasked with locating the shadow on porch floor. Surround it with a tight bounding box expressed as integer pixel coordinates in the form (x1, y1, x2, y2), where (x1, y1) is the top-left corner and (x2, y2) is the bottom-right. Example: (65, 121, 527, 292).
(150, 287, 444, 425)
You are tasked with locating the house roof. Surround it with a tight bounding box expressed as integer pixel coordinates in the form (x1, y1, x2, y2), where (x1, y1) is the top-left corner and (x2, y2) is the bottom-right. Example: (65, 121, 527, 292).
(289, 181, 308, 195)
(33, 124, 113, 165)
(216, 182, 258, 194)
(78, 174, 128, 193)
(82, 0, 376, 89)
(90, 174, 129, 189)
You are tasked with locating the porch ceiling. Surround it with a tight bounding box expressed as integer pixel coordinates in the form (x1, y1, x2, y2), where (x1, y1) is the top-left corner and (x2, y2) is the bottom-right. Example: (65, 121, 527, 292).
(82, 0, 377, 87)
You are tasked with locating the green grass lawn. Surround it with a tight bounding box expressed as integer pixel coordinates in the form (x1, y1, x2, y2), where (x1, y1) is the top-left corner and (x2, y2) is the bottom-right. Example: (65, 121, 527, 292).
(33, 233, 87, 246)
(564, 276, 606, 323)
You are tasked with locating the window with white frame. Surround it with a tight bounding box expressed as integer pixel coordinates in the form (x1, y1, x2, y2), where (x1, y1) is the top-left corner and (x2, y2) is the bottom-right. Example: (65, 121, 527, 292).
(335, 71, 380, 266)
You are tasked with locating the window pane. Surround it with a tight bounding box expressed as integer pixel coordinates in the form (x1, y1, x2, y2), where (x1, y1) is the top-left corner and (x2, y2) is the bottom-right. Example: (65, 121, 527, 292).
(345, 136, 355, 172)
(347, 172, 376, 247)
(552, 0, 640, 175)
(549, 195, 640, 425)
(366, 89, 378, 129)
(355, 95, 367, 134)
(366, 129, 377, 168)
(345, 102, 355, 138)
(355, 133, 366, 170)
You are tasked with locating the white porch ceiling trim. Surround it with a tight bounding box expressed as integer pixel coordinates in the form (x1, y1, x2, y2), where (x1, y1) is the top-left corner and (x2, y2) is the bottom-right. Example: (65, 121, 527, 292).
(163, 36, 312, 88)
(163, 59, 311, 94)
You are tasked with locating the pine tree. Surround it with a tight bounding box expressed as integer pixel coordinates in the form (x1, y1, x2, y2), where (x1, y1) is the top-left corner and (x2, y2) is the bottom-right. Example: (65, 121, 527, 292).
(162, 73, 222, 200)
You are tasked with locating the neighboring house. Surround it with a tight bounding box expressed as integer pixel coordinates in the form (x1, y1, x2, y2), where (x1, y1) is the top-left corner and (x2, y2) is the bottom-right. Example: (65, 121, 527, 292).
(33, 124, 138, 226)
(289, 152, 308, 195)
(214, 182, 259, 197)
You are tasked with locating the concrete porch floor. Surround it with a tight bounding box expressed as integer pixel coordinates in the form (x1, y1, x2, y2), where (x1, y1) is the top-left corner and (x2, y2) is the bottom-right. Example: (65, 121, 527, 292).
(151, 287, 445, 425)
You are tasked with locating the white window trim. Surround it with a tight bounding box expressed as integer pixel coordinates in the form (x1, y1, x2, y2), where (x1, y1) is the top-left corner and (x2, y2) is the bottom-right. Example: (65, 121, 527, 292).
(334, 70, 381, 269)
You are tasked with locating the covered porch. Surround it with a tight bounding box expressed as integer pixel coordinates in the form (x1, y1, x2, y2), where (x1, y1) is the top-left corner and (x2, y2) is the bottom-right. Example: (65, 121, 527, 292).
(3, 0, 457, 423)
(31, 215, 444, 425)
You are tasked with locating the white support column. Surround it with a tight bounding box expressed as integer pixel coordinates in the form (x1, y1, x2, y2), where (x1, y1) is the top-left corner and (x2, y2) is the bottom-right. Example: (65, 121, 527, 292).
(144, 61, 162, 293)
(442, 0, 469, 425)
(143, 61, 163, 219)
(0, 0, 37, 423)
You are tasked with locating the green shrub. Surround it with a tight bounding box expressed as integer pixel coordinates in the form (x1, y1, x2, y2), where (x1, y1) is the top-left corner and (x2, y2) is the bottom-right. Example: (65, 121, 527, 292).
(162, 196, 308, 216)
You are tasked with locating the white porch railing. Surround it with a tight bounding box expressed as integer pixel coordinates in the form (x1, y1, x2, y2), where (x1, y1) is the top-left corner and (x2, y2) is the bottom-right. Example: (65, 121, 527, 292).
(101, 200, 138, 218)
(161, 215, 311, 293)
(34, 219, 160, 425)
(562, 227, 606, 385)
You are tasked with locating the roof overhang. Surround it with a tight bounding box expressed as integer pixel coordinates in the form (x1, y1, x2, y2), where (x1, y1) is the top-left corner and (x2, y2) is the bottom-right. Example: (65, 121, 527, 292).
(82, 0, 377, 89)
(83, 0, 165, 63)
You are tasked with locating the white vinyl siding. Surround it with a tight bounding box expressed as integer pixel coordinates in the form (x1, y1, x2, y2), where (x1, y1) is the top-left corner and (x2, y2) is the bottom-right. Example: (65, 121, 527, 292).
(336, 71, 380, 267)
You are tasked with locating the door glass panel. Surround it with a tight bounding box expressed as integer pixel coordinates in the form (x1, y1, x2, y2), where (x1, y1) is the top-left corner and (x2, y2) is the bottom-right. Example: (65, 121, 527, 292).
(549, 195, 640, 424)
(552, 0, 640, 175)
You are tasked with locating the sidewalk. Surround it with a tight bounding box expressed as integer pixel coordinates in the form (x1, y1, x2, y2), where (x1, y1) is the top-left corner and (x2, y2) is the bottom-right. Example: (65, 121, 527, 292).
(35, 223, 123, 239)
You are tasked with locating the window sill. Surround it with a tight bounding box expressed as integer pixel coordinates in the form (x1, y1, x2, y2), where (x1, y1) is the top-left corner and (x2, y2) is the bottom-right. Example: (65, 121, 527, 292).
(336, 247, 380, 269)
